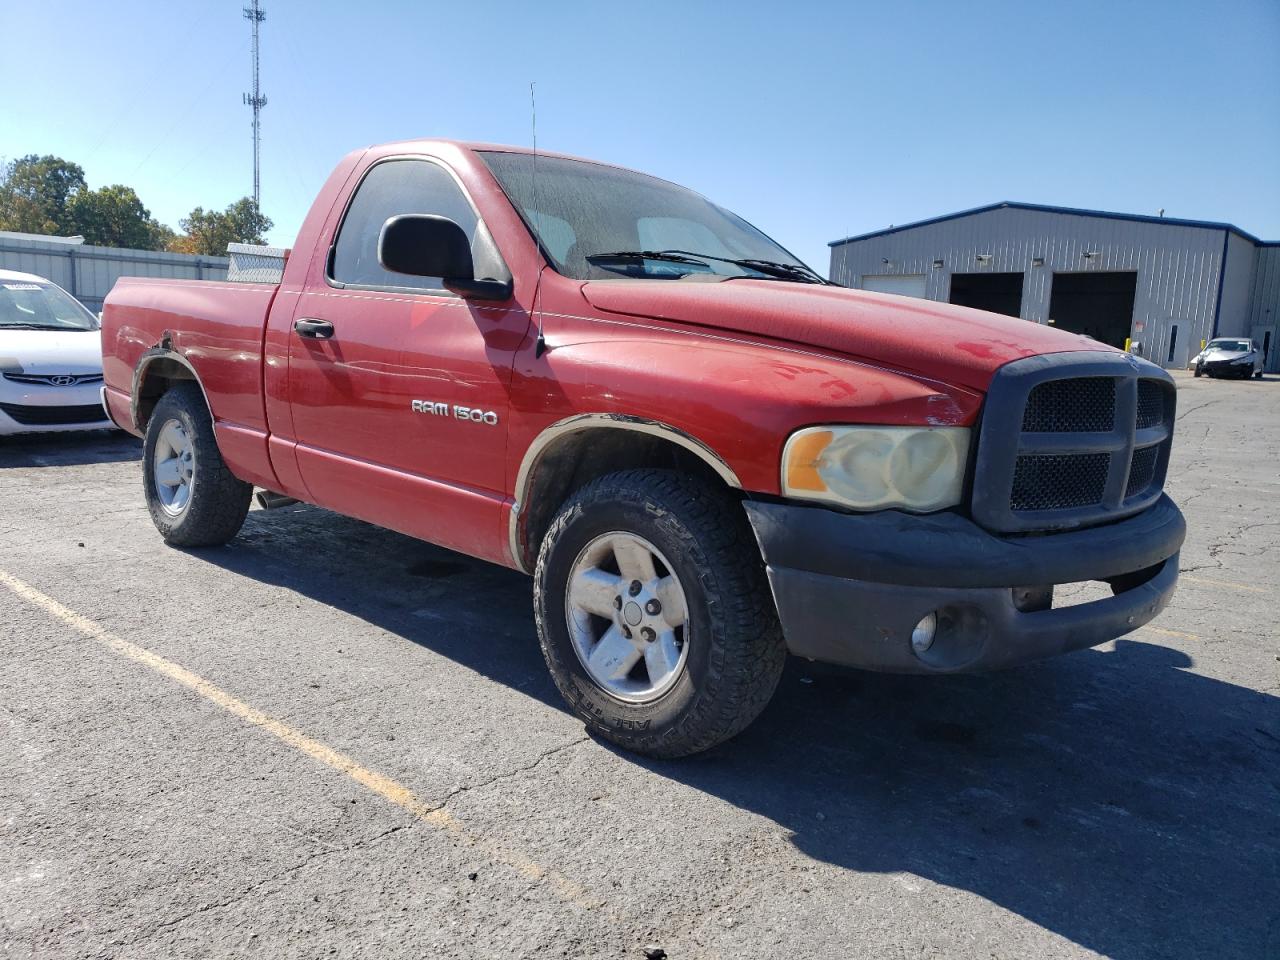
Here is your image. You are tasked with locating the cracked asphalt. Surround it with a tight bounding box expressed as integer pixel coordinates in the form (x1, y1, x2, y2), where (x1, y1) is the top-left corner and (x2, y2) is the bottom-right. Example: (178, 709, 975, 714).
(1, 370, 1277, 960)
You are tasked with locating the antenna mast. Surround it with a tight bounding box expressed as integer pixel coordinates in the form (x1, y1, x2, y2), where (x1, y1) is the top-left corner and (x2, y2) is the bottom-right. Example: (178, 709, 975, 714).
(531, 81, 547, 357)
(242, 0, 267, 208)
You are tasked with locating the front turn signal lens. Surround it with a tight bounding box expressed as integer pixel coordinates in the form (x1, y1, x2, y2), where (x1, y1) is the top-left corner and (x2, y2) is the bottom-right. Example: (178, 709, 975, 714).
(782, 425, 970, 512)
(782, 429, 834, 491)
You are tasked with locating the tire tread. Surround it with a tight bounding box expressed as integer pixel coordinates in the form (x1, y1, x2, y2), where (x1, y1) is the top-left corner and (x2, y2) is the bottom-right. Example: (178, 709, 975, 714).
(534, 468, 785, 758)
(143, 383, 251, 547)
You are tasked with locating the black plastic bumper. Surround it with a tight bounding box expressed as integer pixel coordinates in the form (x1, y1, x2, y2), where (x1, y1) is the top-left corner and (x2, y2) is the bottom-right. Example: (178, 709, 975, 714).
(743, 495, 1185, 674)
(1199, 359, 1255, 376)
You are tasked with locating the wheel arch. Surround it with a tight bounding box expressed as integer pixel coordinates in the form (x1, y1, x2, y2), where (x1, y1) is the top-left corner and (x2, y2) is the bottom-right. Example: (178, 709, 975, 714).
(132, 348, 213, 432)
(510, 414, 742, 574)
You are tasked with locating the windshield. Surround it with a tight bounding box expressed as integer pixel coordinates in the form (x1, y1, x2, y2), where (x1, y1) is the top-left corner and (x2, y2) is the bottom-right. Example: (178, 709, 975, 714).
(0, 280, 98, 331)
(1207, 340, 1250, 352)
(479, 151, 818, 283)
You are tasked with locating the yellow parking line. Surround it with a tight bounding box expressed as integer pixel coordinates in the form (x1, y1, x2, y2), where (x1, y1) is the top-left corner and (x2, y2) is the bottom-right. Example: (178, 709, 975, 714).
(1179, 575, 1267, 595)
(0, 568, 596, 910)
(1139, 625, 1200, 641)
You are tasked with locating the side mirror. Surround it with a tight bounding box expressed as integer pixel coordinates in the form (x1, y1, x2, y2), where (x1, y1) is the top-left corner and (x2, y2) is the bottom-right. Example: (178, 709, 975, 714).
(378, 214, 472, 279)
(377, 215, 510, 300)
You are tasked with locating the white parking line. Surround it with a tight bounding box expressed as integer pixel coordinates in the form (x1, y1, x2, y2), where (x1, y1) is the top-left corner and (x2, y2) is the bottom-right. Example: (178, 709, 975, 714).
(0, 568, 599, 911)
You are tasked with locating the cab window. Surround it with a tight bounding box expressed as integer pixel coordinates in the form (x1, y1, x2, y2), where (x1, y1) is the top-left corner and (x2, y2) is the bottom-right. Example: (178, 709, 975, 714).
(330, 159, 479, 291)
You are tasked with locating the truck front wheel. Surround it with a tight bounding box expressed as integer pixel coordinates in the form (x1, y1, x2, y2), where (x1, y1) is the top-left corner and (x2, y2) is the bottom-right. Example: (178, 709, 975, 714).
(142, 383, 252, 546)
(534, 469, 786, 758)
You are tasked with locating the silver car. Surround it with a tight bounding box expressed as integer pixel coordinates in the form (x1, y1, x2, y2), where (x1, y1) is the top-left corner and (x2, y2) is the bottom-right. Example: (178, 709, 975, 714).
(1191, 338, 1264, 379)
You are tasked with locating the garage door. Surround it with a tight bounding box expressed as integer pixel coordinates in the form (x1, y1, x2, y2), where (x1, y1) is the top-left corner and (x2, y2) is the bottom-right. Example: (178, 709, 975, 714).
(860, 274, 927, 299)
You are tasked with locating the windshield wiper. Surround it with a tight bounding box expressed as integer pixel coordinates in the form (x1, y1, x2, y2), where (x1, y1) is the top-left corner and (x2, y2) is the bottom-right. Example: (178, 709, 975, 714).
(654, 250, 829, 284)
(0, 323, 71, 331)
(585, 250, 711, 268)
(736, 258, 830, 284)
(584, 249, 830, 284)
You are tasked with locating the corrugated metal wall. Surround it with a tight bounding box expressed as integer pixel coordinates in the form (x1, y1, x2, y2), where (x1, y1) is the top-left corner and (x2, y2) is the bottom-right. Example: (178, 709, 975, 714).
(0, 234, 228, 313)
(829, 207, 1251, 369)
(1246, 245, 1280, 373)
(1219, 231, 1258, 339)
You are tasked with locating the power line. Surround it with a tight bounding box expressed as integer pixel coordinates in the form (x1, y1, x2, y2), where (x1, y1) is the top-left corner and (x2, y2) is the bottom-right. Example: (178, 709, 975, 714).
(242, 1, 267, 209)
(127, 48, 240, 180)
(81, 5, 221, 165)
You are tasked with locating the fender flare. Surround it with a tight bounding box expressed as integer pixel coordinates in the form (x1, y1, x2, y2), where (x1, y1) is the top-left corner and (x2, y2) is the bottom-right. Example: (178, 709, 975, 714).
(507, 413, 742, 573)
(130, 346, 214, 433)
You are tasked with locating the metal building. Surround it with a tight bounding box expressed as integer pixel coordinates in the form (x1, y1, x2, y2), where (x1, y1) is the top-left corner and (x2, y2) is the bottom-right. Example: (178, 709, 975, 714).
(828, 202, 1279, 372)
(0, 232, 228, 313)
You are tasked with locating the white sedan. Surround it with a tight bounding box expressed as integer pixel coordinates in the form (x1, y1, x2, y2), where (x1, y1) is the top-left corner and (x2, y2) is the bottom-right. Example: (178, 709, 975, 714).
(0, 269, 115, 436)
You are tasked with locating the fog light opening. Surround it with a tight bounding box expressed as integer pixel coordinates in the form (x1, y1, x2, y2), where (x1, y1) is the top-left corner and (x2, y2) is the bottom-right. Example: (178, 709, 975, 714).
(911, 612, 938, 653)
(909, 604, 991, 670)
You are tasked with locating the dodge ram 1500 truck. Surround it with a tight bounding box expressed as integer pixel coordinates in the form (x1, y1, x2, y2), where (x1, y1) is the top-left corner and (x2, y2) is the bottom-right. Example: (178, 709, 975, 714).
(101, 139, 1185, 757)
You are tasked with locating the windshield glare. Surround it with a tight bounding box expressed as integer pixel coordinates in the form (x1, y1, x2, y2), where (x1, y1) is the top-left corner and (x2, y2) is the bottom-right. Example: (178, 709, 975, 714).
(1207, 340, 1250, 352)
(480, 152, 815, 282)
(0, 280, 98, 331)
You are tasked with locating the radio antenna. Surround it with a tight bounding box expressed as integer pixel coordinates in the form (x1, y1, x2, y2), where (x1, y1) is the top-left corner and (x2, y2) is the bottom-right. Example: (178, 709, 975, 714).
(838, 225, 849, 286)
(530, 81, 547, 358)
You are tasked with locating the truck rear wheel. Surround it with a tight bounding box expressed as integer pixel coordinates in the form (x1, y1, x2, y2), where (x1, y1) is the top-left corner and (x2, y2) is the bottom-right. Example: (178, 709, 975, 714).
(534, 469, 786, 758)
(142, 383, 252, 546)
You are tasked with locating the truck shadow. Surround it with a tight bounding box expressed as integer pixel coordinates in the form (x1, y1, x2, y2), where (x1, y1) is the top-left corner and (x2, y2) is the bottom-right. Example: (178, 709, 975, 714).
(636, 645, 1279, 960)
(0, 430, 140, 468)
(199, 506, 1279, 960)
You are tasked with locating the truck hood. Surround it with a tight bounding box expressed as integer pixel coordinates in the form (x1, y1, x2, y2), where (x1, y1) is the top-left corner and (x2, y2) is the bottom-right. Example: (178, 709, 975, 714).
(0, 327, 104, 375)
(581, 279, 1108, 391)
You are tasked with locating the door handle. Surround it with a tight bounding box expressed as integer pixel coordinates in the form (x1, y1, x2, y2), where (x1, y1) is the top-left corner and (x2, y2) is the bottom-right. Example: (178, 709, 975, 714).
(294, 318, 335, 339)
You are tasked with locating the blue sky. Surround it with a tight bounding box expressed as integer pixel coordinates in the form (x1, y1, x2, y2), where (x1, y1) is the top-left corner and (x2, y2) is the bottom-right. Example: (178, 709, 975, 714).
(3, 0, 1277, 272)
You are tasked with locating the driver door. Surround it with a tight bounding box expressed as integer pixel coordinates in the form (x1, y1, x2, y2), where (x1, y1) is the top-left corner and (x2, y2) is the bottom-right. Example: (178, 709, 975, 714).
(286, 157, 528, 561)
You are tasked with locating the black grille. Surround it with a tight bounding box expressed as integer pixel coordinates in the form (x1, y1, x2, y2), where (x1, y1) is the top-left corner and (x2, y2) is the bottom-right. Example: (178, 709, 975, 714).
(1022, 377, 1115, 432)
(1011, 453, 1111, 511)
(1126, 445, 1160, 498)
(973, 354, 1175, 533)
(0, 402, 108, 426)
(1136, 380, 1167, 430)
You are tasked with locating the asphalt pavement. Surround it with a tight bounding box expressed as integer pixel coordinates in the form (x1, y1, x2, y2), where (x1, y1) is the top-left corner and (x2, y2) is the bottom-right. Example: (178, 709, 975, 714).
(1, 370, 1277, 959)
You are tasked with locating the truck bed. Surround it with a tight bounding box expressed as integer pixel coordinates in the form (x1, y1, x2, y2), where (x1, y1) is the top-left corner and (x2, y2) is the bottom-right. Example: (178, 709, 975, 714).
(101, 276, 280, 438)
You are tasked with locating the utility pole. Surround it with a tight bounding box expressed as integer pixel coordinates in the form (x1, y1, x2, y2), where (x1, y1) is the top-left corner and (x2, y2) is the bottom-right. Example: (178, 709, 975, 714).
(242, 1, 267, 209)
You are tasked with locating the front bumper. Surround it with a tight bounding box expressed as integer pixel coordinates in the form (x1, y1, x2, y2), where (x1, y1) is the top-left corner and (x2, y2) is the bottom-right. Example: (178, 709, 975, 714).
(1199, 358, 1256, 376)
(744, 495, 1185, 673)
(0, 382, 112, 436)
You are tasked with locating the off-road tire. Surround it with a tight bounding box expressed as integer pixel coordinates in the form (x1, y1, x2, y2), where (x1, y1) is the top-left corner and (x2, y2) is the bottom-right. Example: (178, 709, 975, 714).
(534, 468, 786, 758)
(143, 383, 252, 546)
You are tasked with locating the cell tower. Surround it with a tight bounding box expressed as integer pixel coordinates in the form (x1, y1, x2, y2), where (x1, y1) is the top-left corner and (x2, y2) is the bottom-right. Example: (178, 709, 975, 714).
(242, 1, 267, 208)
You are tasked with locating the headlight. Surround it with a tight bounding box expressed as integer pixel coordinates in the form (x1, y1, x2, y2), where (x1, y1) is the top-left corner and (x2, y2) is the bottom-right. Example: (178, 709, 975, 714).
(783, 425, 970, 512)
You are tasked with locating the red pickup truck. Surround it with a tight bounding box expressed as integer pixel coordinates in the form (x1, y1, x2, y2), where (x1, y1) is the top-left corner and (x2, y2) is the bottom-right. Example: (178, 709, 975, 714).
(102, 139, 1185, 757)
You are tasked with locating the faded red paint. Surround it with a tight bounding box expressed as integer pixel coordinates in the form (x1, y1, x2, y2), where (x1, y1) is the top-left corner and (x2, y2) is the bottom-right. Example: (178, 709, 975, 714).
(101, 139, 1117, 570)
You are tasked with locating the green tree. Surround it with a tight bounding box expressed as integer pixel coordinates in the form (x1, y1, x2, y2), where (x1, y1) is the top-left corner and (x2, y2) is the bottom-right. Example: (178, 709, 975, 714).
(176, 198, 273, 255)
(148, 220, 179, 252)
(0, 155, 87, 235)
(66, 184, 165, 249)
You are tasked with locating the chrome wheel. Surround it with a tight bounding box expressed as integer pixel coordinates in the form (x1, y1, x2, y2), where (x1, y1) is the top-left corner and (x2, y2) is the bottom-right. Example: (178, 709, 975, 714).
(565, 532, 690, 703)
(152, 418, 195, 517)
